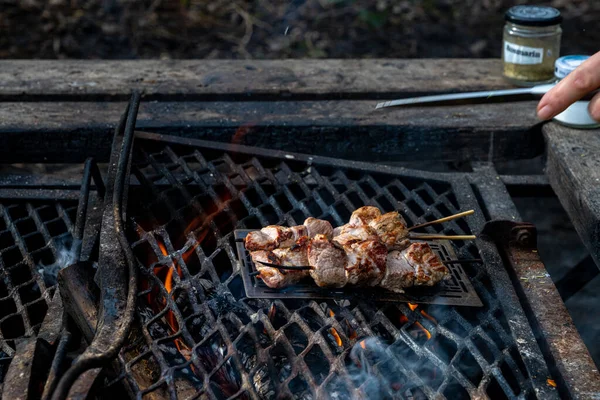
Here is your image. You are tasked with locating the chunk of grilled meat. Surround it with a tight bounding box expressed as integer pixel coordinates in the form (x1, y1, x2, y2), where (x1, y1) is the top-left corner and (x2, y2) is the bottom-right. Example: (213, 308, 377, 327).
(379, 243, 448, 292)
(304, 217, 334, 239)
(404, 242, 449, 286)
(348, 206, 382, 227)
(273, 236, 311, 268)
(307, 234, 348, 288)
(368, 212, 410, 251)
(379, 250, 415, 293)
(342, 239, 387, 286)
(333, 225, 379, 247)
(250, 249, 309, 289)
(245, 225, 307, 251)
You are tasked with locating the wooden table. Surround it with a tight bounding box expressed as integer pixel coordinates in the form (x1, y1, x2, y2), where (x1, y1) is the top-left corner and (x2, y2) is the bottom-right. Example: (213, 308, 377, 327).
(0, 59, 598, 267)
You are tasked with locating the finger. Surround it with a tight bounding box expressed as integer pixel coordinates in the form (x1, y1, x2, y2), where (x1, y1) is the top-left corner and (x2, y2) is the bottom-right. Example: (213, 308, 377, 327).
(537, 51, 600, 120)
(589, 91, 600, 122)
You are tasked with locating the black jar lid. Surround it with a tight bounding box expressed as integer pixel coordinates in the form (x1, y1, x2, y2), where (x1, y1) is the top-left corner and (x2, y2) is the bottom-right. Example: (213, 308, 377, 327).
(505, 5, 562, 27)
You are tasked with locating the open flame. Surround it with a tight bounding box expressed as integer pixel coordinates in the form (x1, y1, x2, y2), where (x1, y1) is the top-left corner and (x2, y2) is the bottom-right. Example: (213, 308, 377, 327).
(547, 379, 557, 387)
(399, 314, 409, 325)
(413, 321, 432, 340)
(420, 310, 437, 324)
(328, 309, 335, 318)
(268, 304, 276, 321)
(408, 303, 418, 311)
(148, 238, 199, 361)
(329, 328, 343, 347)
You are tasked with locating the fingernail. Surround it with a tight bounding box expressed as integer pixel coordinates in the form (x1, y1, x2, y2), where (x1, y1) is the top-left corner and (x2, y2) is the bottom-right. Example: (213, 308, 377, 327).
(537, 105, 553, 120)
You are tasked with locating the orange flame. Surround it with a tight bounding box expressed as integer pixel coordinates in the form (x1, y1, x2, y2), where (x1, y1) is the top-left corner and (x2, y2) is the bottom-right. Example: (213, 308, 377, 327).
(329, 309, 335, 318)
(547, 379, 557, 387)
(408, 303, 418, 311)
(150, 239, 195, 366)
(268, 304, 276, 321)
(360, 340, 366, 349)
(165, 267, 175, 293)
(264, 304, 276, 334)
(420, 310, 437, 324)
(158, 240, 169, 257)
(329, 328, 343, 347)
(414, 322, 432, 340)
(399, 315, 409, 325)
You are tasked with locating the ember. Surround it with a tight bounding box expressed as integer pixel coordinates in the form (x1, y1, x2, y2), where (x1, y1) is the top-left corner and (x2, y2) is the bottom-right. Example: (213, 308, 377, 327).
(408, 303, 418, 311)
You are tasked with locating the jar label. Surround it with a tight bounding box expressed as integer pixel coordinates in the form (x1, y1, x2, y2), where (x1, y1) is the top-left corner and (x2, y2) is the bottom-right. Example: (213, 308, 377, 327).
(504, 41, 544, 65)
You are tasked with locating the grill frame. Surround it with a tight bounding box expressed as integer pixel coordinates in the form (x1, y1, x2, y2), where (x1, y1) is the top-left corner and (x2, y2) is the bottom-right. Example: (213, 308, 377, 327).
(109, 131, 561, 399)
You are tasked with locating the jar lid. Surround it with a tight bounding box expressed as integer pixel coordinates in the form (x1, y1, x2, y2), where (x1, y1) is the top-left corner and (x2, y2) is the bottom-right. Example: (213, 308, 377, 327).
(555, 55, 590, 79)
(505, 6, 562, 27)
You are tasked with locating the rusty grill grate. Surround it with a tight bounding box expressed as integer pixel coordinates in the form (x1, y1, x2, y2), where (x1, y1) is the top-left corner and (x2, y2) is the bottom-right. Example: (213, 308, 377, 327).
(0, 199, 77, 375)
(111, 132, 557, 399)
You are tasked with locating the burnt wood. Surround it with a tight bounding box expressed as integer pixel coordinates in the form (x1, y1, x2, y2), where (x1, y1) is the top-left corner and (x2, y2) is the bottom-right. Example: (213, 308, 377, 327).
(544, 123, 600, 269)
(0, 59, 509, 100)
(0, 100, 544, 163)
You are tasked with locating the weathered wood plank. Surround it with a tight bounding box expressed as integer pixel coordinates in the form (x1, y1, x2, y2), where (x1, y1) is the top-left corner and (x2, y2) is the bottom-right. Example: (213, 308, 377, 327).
(0, 59, 508, 100)
(0, 100, 543, 163)
(544, 123, 600, 268)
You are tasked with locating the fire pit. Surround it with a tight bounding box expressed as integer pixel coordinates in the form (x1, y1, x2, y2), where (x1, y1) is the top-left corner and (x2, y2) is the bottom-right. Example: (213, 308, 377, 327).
(100, 129, 551, 399)
(0, 59, 599, 400)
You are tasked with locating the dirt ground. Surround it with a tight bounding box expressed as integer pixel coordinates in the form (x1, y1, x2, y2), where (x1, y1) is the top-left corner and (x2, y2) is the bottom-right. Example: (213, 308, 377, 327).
(1, 0, 597, 59)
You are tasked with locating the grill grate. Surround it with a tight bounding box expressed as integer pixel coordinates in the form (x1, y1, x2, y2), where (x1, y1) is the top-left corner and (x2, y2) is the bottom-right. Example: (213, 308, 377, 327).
(113, 132, 557, 399)
(0, 199, 77, 374)
(235, 229, 483, 307)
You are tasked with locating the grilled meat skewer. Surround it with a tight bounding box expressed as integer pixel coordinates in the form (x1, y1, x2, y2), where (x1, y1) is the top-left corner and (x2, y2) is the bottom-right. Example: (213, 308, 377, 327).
(334, 207, 410, 251)
(252, 238, 448, 291)
(245, 218, 333, 251)
(380, 243, 449, 293)
(250, 249, 309, 289)
(307, 234, 348, 288)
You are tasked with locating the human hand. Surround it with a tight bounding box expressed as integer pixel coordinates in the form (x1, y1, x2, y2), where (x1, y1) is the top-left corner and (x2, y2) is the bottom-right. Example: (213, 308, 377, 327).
(537, 51, 600, 122)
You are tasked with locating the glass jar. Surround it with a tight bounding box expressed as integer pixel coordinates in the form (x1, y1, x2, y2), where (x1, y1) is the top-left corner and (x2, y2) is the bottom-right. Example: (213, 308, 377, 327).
(502, 6, 562, 86)
(552, 55, 600, 129)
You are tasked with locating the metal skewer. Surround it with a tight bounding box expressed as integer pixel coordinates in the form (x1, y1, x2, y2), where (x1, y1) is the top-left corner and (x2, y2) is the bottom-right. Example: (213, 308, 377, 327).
(252, 262, 313, 271)
(409, 234, 477, 241)
(442, 258, 482, 265)
(409, 210, 475, 231)
(250, 258, 483, 277)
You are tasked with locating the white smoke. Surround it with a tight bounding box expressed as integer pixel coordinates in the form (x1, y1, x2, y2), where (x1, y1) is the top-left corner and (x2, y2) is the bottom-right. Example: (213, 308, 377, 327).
(330, 337, 429, 399)
(38, 238, 81, 286)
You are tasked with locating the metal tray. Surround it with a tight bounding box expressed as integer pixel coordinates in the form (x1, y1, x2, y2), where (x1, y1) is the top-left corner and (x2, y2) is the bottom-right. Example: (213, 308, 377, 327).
(235, 229, 483, 307)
